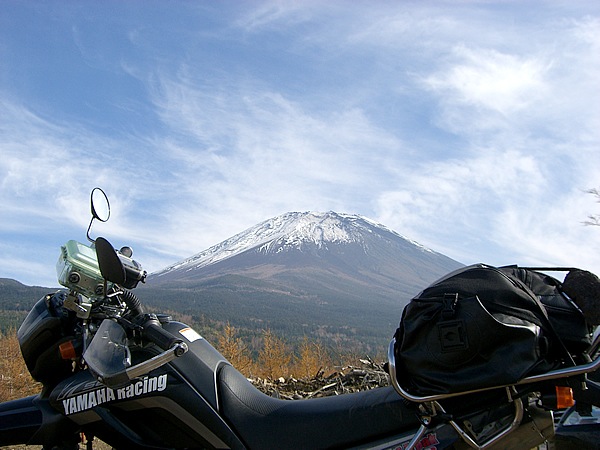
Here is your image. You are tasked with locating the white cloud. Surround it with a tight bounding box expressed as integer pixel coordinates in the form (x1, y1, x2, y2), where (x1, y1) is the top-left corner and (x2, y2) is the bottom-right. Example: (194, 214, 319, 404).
(375, 148, 545, 232)
(233, 1, 317, 32)
(425, 46, 550, 117)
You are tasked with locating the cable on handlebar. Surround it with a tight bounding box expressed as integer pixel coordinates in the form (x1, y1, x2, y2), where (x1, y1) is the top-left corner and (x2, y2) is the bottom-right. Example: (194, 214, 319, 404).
(122, 289, 144, 317)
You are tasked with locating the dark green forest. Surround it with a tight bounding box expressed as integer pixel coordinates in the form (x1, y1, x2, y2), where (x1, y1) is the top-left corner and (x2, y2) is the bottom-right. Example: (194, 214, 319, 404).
(0, 279, 55, 332)
(0, 277, 394, 360)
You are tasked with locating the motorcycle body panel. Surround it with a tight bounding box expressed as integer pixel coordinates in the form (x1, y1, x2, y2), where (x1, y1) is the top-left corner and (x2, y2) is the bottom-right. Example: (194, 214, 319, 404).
(0, 395, 43, 445)
(17, 294, 77, 384)
(48, 321, 245, 449)
(0, 394, 82, 447)
(43, 320, 446, 449)
(162, 320, 230, 411)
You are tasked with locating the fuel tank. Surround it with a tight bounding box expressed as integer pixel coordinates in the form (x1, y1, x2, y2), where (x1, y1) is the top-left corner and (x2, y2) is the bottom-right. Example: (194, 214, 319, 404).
(49, 320, 245, 449)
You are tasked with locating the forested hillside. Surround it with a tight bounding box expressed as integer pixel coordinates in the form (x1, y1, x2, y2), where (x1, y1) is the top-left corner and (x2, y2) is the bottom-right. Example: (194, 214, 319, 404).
(0, 279, 55, 333)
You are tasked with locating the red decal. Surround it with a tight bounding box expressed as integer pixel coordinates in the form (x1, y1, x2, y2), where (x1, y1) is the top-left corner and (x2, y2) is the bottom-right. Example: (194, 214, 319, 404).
(398, 432, 439, 450)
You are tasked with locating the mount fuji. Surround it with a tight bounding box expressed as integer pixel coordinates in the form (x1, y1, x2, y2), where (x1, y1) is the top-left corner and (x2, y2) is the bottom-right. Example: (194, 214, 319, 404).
(142, 212, 463, 353)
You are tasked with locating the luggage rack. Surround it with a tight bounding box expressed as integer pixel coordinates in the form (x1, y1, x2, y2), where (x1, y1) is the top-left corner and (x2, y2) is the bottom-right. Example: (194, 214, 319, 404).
(388, 330, 600, 449)
(387, 329, 600, 403)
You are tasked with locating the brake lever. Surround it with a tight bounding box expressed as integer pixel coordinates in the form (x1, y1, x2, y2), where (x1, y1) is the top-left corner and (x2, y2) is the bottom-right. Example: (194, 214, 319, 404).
(125, 341, 188, 380)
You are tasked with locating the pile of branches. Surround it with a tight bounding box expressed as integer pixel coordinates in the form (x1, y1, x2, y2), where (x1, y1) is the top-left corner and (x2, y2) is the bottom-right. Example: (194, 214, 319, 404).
(249, 357, 390, 400)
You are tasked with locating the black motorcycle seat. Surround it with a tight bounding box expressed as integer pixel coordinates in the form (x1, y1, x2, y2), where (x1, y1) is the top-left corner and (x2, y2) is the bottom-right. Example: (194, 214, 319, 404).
(218, 364, 420, 449)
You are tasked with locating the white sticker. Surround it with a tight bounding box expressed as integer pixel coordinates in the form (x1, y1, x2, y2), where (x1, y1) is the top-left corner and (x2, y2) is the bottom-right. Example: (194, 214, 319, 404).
(179, 327, 203, 342)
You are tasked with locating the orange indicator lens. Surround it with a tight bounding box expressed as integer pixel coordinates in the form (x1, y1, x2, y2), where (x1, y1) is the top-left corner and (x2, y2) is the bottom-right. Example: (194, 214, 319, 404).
(556, 386, 575, 409)
(59, 340, 77, 360)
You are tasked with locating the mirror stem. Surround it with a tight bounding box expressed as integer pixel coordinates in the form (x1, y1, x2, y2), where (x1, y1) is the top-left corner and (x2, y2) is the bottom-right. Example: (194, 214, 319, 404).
(86, 217, 96, 243)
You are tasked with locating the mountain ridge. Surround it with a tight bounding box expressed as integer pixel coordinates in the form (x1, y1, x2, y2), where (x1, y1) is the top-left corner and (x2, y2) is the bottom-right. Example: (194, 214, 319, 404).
(155, 211, 441, 279)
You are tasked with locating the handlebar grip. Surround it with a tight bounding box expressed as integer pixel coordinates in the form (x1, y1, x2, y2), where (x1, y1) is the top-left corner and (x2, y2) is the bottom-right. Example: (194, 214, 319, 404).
(143, 317, 183, 351)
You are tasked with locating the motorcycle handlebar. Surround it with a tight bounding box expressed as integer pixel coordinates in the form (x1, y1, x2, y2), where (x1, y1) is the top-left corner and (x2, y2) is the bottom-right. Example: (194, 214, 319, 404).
(142, 315, 184, 352)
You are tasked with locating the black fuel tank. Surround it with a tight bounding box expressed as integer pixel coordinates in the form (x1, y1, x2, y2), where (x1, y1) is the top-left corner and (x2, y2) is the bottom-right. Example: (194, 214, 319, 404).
(49, 321, 245, 449)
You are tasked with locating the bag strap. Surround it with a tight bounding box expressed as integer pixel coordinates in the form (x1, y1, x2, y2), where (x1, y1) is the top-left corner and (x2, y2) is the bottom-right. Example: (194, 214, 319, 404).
(497, 267, 576, 367)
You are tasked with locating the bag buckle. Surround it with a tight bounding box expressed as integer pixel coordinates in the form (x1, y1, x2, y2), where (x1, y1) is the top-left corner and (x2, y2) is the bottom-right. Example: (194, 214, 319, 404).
(442, 293, 458, 319)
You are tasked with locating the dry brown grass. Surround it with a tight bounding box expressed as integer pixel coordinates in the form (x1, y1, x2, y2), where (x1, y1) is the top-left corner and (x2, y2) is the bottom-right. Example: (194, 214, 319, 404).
(0, 330, 41, 403)
(0, 330, 41, 449)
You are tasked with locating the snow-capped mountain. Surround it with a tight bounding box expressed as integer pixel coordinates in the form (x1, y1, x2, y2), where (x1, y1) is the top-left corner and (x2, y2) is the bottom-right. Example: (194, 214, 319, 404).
(156, 211, 437, 277)
(143, 211, 463, 353)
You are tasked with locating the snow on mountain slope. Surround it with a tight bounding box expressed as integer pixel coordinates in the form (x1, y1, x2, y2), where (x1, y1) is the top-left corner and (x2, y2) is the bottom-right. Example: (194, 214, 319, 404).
(155, 211, 434, 276)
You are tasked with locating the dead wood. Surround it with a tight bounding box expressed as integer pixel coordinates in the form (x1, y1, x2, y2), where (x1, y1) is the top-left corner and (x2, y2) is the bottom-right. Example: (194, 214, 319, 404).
(249, 357, 389, 399)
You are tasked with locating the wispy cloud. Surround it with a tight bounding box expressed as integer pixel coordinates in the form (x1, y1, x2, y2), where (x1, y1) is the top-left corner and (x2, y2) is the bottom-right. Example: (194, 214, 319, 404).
(142, 72, 408, 248)
(1, 2, 599, 287)
(424, 46, 551, 118)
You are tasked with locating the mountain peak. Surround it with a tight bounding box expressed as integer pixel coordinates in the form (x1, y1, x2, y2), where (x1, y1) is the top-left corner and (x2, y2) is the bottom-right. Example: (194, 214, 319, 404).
(156, 211, 432, 276)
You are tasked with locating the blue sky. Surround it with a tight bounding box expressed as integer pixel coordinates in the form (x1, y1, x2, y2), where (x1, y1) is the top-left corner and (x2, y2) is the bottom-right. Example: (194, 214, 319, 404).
(1, 1, 599, 288)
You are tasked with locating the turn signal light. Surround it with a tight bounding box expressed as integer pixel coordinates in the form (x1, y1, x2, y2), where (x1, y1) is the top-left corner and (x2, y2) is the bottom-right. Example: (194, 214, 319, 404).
(59, 340, 77, 360)
(556, 386, 575, 409)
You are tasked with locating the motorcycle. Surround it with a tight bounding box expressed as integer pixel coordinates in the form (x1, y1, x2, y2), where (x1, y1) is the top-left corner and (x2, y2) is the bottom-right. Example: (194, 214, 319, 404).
(1, 188, 600, 450)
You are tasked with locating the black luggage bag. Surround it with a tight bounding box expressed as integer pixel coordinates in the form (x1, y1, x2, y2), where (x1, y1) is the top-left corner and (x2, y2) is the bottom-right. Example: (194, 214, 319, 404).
(393, 264, 590, 397)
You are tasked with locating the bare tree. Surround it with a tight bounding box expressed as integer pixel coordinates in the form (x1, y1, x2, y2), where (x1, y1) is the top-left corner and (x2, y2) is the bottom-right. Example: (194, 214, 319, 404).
(584, 188, 600, 226)
(293, 336, 331, 379)
(257, 329, 292, 379)
(217, 322, 253, 375)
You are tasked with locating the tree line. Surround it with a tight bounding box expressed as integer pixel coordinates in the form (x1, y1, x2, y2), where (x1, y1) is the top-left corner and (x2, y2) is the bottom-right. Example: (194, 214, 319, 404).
(0, 324, 372, 403)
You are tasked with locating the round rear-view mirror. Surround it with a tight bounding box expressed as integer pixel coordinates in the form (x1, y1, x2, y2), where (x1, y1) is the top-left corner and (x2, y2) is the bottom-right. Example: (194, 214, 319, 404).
(91, 187, 110, 222)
